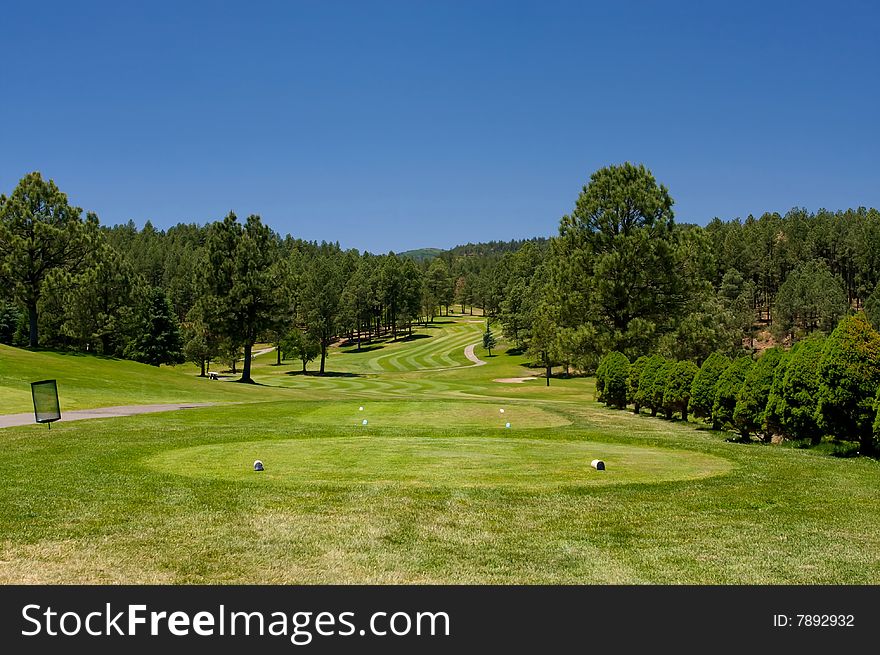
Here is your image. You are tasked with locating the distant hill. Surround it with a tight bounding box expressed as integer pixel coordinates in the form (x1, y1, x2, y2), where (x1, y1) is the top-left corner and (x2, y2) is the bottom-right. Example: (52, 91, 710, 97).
(448, 237, 548, 258)
(398, 247, 446, 262)
(399, 238, 547, 262)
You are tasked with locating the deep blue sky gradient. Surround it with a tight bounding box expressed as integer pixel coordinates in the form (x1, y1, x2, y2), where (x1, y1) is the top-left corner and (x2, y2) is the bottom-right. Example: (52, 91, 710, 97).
(1, 1, 878, 252)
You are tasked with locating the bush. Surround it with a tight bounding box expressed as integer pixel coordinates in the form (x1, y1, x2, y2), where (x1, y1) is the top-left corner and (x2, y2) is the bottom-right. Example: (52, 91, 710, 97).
(712, 356, 754, 435)
(733, 348, 783, 441)
(689, 352, 731, 427)
(648, 359, 673, 417)
(595, 352, 611, 403)
(627, 355, 650, 413)
(636, 355, 666, 416)
(663, 360, 699, 420)
(777, 336, 826, 444)
(816, 313, 880, 454)
(603, 351, 630, 408)
(763, 348, 792, 439)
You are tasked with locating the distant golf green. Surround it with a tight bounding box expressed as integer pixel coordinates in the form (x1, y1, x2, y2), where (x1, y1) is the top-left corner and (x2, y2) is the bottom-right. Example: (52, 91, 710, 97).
(1, 316, 879, 584)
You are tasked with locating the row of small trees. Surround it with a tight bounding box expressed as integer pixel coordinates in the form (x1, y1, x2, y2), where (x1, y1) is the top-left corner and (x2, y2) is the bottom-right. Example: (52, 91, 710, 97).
(595, 313, 880, 456)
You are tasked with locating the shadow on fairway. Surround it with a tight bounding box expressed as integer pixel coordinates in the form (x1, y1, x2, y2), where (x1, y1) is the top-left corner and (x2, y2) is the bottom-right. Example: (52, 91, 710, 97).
(340, 344, 385, 354)
(285, 371, 362, 378)
(47, 349, 121, 361)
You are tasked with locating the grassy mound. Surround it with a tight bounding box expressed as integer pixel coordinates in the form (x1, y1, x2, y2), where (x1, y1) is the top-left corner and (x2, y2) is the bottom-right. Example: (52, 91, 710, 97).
(147, 435, 731, 489)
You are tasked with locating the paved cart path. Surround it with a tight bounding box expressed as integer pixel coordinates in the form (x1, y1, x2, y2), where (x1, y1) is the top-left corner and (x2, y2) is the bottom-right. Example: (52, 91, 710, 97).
(0, 403, 215, 429)
(463, 343, 487, 366)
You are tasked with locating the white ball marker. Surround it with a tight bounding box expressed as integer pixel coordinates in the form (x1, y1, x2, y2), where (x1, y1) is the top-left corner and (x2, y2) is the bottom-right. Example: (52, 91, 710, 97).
(505, 422, 511, 428)
(591, 459, 606, 471)
(253, 460, 264, 472)
(362, 419, 368, 426)
(500, 408, 505, 414)
(359, 406, 364, 411)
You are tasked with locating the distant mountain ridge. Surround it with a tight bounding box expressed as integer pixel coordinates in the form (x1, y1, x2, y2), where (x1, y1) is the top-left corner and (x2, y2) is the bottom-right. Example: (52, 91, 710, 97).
(399, 237, 547, 262)
(397, 247, 446, 262)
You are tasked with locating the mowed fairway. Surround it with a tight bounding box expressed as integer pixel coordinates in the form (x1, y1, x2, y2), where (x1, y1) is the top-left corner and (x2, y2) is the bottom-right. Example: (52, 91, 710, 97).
(1, 316, 879, 583)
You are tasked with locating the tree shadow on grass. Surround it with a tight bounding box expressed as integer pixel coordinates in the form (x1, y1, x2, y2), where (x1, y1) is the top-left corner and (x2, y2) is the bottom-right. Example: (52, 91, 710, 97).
(284, 370, 362, 378)
(399, 334, 430, 342)
(37, 348, 122, 361)
(340, 345, 385, 354)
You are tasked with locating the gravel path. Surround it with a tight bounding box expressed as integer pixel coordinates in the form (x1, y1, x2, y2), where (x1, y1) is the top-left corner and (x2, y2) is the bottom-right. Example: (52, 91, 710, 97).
(0, 403, 215, 429)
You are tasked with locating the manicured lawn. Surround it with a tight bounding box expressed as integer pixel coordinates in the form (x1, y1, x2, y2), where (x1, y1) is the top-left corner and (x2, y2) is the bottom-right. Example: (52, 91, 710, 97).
(1, 316, 878, 583)
(0, 344, 290, 413)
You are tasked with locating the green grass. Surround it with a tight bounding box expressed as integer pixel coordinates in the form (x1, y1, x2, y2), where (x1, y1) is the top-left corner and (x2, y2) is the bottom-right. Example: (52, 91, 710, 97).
(1, 316, 879, 583)
(0, 344, 290, 412)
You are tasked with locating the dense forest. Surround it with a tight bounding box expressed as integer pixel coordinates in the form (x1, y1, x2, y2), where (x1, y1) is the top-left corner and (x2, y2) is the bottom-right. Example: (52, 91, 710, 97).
(3, 166, 880, 452)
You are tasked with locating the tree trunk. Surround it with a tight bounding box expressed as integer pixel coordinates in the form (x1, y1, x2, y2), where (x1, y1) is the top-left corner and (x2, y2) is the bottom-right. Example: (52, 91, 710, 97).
(302, 359, 307, 373)
(633, 403, 640, 415)
(28, 301, 38, 348)
(238, 342, 254, 383)
(682, 407, 688, 422)
(545, 363, 551, 386)
(200, 359, 206, 377)
(651, 407, 658, 417)
(356, 318, 362, 351)
(320, 343, 327, 374)
(276, 347, 281, 366)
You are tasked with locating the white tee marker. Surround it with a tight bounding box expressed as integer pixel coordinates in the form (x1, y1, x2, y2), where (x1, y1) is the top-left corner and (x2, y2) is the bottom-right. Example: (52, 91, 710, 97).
(359, 406, 364, 411)
(499, 408, 505, 414)
(505, 422, 511, 428)
(362, 419, 368, 426)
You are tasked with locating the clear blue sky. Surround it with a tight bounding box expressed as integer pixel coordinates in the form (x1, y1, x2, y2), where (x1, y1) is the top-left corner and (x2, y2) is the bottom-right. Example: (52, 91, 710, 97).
(1, 1, 878, 252)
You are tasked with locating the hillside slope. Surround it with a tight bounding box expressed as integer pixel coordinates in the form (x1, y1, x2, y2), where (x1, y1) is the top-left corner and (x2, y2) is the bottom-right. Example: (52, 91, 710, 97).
(0, 345, 288, 414)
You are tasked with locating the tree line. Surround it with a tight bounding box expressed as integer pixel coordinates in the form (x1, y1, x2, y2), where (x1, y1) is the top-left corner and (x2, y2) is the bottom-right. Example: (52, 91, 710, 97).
(3, 165, 880, 391)
(594, 312, 880, 456)
(0, 173, 470, 381)
(486, 163, 880, 378)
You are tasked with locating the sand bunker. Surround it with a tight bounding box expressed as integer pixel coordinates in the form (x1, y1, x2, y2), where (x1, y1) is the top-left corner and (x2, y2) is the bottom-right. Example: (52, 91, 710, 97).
(493, 376, 541, 383)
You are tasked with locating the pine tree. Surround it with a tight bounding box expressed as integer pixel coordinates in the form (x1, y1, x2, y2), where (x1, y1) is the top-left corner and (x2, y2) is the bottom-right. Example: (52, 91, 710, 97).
(125, 286, 184, 366)
(816, 313, 880, 454)
(482, 326, 497, 356)
(777, 336, 825, 444)
(200, 213, 278, 383)
(636, 355, 666, 417)
(712, 356, 754, 436)
(602, 351, 630, 409)
(733, 348, 783, 440)
(663, 360, 699, 420)
(689, 352, 731, 428)
(0, 172, 99, 346)
(627, 355, 650, 413)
